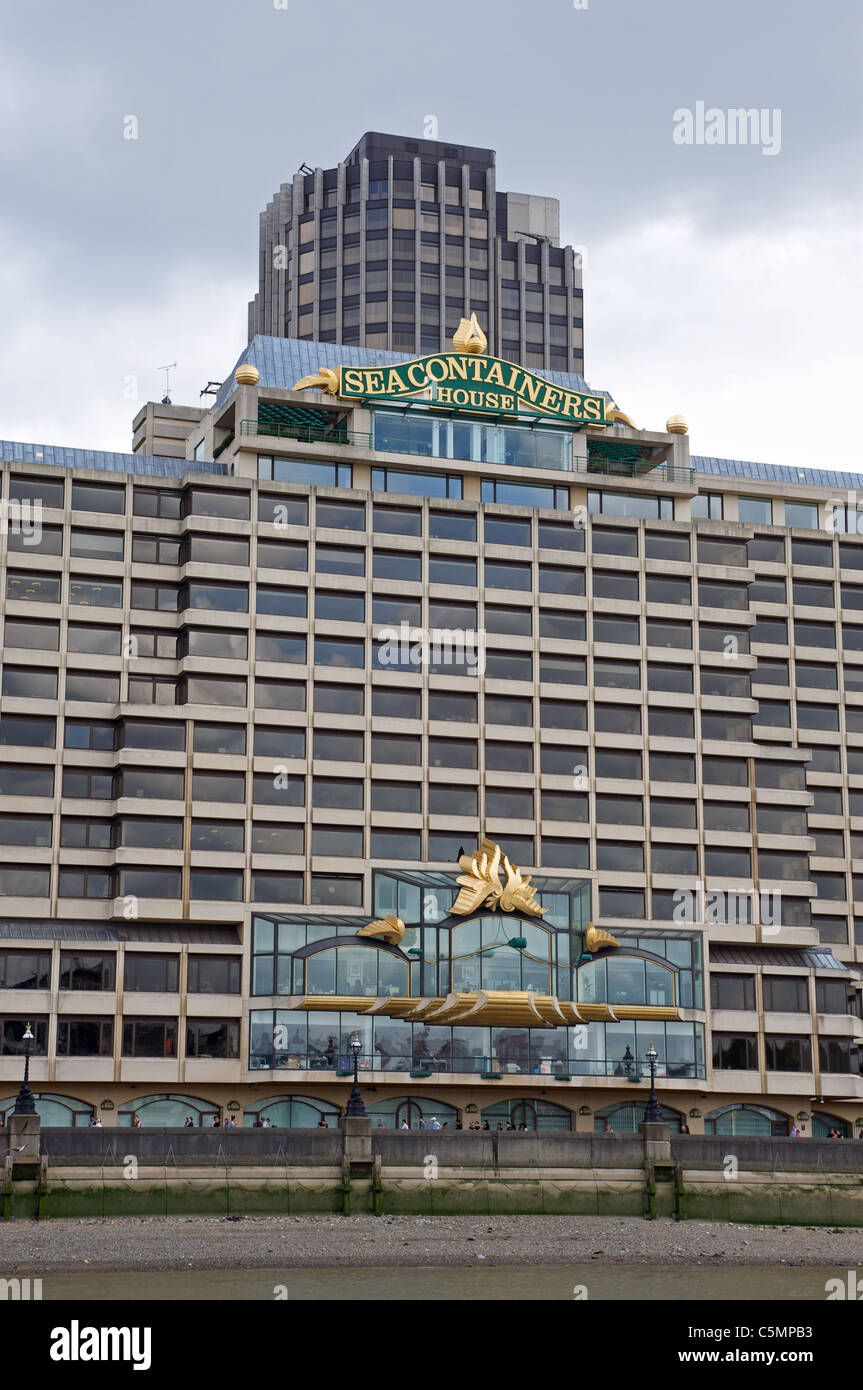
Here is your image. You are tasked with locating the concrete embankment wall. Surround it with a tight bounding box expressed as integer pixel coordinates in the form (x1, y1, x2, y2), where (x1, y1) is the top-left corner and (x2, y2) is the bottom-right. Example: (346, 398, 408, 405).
(2, 1131, 862, 1223)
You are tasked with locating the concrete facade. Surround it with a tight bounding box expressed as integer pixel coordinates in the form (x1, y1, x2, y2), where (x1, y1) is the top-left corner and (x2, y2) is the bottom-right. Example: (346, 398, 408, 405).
(0, 339, 862, 1140)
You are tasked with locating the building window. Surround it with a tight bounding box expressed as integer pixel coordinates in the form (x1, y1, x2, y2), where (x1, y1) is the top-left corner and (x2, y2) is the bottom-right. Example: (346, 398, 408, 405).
(0, 765, 53, 796)
(764, 1035, 812, 1072)
(186, 1020, 240, 1059)
(0, 1019, 48, 1056)
(258, 457, 352, 488)
(691, 493, 723, 520)
(0, 867, 51, 896)
(56, 1019, 113, 1056)
(124, 955, 179, 993)
(188, 956, 241, 994)
(785, 501, 819, 529)
(57, 868, 112, 899)
(589, 491, 673, 521)
(71, 481, 125, 515)
(710, 975, 756, 1011)
(60, 818, 112, 849)
(133, 487, 182, 519)
(0, 951, 50, 989)
(122, 1019, 178, 1057)
(762, 976, 808, 1011)
(67, 623, 123, 655)
(371, 467, 462, 500)
(68, 578, 123, 608)
(59, 953, 115, 990)
(5, 572, 62, 603)
(712, 1034, 758, 1069)
(738, 497, 772, 524)
(482, 480, 569, 510)
(114, 868, 182, 899)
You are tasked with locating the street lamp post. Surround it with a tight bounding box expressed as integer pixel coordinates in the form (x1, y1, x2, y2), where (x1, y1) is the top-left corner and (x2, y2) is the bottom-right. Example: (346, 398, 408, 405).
(345, 1031, 366, 1118)
(643, 1041, 664, 1124)
(13, 1022, 36, 1116)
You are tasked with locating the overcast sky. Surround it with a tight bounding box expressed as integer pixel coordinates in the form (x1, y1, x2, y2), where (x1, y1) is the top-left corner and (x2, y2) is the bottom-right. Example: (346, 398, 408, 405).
(1, 0, 861, 469)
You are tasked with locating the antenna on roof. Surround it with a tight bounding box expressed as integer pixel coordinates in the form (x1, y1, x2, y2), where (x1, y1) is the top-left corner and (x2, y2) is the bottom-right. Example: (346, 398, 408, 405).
(298, 163, 314, 176)
(158, 362, 177, 405)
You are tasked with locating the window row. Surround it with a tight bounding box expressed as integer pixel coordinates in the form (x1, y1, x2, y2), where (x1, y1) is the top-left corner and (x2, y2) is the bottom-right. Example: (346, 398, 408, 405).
(0, 950, 240, 993)
(0, 1016, 239, 1059)
(710, 973, 861, 1015)
(712, 1032, 861, 1074)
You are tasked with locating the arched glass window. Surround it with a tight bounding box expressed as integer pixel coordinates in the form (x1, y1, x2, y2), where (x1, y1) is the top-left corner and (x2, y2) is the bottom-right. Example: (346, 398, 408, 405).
(593, 1101, 683, 1134)
(118, 1094, 219, 1127)
(482, 1098, 572, 1132)
(812, 1112, 852, 1139)
(577, 954, 675, 1006)
(305, 946, 409, 998)
(704, 1104, 789, 1137)
(0, 1092, 93, 1127)
(450, 915, 553, 993)
(243, 1095, 341, 1128)
(367, 1096, 458, 1129)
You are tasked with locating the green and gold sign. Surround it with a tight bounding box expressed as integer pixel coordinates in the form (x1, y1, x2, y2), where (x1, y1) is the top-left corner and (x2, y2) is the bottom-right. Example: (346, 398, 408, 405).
(294, 314, 608, 425)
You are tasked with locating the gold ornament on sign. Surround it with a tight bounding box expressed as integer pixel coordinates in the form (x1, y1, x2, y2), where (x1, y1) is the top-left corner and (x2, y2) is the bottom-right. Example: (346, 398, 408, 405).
(452, 313, 488, 355)
(357, 914, 406, 946)
(293, 366, 340, 395)
(586, 924, 620, 952)
(605, 401, 638, 429)
(452, 838, 547, 917)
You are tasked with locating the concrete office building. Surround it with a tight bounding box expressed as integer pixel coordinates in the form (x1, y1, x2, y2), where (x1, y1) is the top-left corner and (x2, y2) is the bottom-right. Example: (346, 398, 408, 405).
(248, 132, 585, 375)
(0, 327, 862, 1137)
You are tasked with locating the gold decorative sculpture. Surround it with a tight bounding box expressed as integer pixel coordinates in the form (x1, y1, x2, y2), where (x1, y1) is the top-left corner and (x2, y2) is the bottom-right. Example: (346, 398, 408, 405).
(452, 313, 488, 355)
(293, 366, 341, 395)
(605, 402, 638, 429)
(452, 838, 547, 917)
(357, 914, 406, 946)
(586, 924, 620, 951)
(290, 991, 679, 1028)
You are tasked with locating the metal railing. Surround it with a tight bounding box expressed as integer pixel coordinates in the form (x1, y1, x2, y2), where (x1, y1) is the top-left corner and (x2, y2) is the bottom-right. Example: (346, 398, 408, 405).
(249, 1052, 703, 1079)
(242, 419, 373, 449)
(581, 454, 695, 485)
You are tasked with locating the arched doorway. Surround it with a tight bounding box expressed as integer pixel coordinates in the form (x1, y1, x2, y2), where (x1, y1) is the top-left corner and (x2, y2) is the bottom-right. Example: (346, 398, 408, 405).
(594, 1101, 683, 1133)
(243, 1096, 341, 1128)
(704, 1104, 789, 1137)
(367, 1096, 458, 1130)
(812, 1112, 852, 1139)
(482, 1098, 572, 1131)
(118, 1094, 219, 1127)
(0, 1093, 93, 1127)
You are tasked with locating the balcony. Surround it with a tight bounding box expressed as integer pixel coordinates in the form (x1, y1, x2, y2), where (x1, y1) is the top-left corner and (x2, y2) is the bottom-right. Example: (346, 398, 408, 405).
(241, 419, 372, 449)
(581, 452, 694, 485)
(248, 1051, 705, 1080)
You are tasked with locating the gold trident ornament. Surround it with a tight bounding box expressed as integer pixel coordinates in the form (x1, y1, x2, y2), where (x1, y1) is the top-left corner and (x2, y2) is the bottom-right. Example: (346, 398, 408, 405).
(452, 838, 547, 917)
(452, 313, 488, 355)
(357, 914, 406, 946)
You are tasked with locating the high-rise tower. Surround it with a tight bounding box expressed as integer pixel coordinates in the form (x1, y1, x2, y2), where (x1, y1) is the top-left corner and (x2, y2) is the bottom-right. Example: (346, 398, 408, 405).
(249, 131, 585, 375)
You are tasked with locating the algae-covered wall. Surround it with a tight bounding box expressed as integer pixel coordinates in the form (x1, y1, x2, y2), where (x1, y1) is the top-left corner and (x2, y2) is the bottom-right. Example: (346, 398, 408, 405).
(4, 1131, 863, 1224)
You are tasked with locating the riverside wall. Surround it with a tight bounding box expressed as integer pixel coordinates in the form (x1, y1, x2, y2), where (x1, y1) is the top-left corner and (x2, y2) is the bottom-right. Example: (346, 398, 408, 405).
(2, 1130, 862, 1224)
